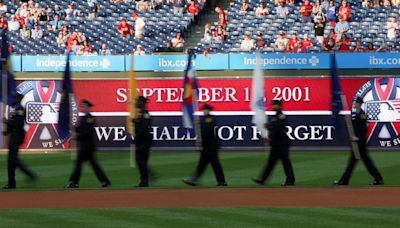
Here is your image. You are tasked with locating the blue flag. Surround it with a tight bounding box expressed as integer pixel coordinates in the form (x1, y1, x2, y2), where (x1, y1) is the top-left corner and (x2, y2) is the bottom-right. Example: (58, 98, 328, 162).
(331, 54, 343, 129)
(57, 53, 73, 140)
(0, 30, 16, 105)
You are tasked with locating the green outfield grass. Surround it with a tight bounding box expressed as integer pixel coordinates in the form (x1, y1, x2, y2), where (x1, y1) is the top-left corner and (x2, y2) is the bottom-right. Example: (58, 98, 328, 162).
(0, 207, 399, 228)
(0, 151, 400, 189)
(1, 151, 400, 227)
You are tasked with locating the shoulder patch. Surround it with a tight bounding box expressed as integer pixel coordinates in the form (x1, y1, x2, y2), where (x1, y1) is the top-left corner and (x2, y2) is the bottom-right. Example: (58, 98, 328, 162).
(360, 114, 367, 120)
(87, 117, 94, 124)
(144, 113, 151, 119)
(205, 117, 213, 123)
(17, 110, 25, 116)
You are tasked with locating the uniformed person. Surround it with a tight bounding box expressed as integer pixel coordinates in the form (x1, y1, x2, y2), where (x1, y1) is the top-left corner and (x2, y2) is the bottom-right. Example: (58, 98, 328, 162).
(334, 97, 384, 185)
(3, 93, 37, 189)
(183, 104, 227, 187)
(252, 99, 295, 186)
(133, 96, 156, 187)
(66, 100, 111, 188)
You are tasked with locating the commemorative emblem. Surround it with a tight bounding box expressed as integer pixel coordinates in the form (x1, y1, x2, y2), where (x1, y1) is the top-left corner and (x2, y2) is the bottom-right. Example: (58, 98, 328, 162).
(16, 81, 79, 149)
(354, 78, 400, 147)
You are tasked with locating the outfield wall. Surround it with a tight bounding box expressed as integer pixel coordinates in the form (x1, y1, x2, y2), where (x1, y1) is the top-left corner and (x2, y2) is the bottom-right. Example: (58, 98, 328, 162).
(12, 77, 400, 150)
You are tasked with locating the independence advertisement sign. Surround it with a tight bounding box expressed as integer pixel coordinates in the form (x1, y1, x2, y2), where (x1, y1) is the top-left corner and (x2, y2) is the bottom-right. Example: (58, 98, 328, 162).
(21, 55, 125, 72)
(12, 77, 400, 149)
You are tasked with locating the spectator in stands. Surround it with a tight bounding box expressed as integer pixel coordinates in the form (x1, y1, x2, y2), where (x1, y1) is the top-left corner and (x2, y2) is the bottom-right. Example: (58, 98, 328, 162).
(204, 23, 211, 37)
(20, 25, 30, 38)
(70, 39, 83, 55)
(8, 15, 20, 32)
(393, 0, 400, 6)
(312, 0, 324, 18)
(203, 30, 212, 44)
(301, 34, 313, 52)
(338, 1, 350, 22)
(173, 0, 186, 15)
(376, 42, 388, 52)
(25, 12, 36, 29)
(322, 29, 336, 51)
(240, 0, 250, 13)
(31, 24, 43, 40)
(27, 0, 35, 11)
(15, 12, 25, 27)
(276, 2, 289, 18)
(314, 5, 326, 22)
(149, 0, 162, 10)
(321, 0, 330, 12)
(387, 16, 398, 40)
(383, 0, 391, 6)
(299, 0, 313, 23)
(213, 25, 225, 43)
(0, 0, 7, 15)
(79, 40, 92, 55)
(288, 32, 299, 50)
(134, 45, 146, 55)
(117, 18, 133, 37)
(57, 31, 65, 47)
(314, 16, 325, 44)
(99, 43, 111, 55)
(327, 0, 337, 26)
(88, 0, 99, 19)
(171, 32, 185, 48)
(77, 31, 86, 42)
(240, 34, 254, 51)
(66, 2, 81, 18)
(67, 31, 81, 48)
(136, 0, 150, 11)
(38, 9, 49, 22)
(255, 2, 269, 17)
(352, 39, 364, 52)
(187, 0, 200, 25)
(215, 7, 227, 28)
(0, 16, 7, 30)
(54, 5, 66, 19)
(338, 33, 351, 52)
(46, 5, 55, 21)
(132, 13, 145, 39)
(254, 32, 266, 49)
(274, 31, 288, 50)
(48, 14, 64, 31)
(362, 0, 370, 7)
(334, 15, 349, 42)
(18, 3, 29, 18)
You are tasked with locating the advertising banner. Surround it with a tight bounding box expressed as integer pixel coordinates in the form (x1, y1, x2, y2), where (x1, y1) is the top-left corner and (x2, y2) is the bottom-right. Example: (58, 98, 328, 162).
(21, 55, 125, 72)
(11, 77, 400, 149)
(336, 53, 400, 69)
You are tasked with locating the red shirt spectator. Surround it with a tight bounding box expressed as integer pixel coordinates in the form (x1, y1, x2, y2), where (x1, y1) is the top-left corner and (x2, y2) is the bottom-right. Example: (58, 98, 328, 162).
(187, 1, 199, 15)
(288, 33, 299, 49)
(338, 34, 351, 52)
(0, 17, 7, 30)
(323, 30, 336, 51)
(117, 19, 133, 37)
(299, 0, 313, 17)
(301, 35, 313, 52)
(15, 13, 25, 27)
(353, 41, 365, 52)
(215, 7, 227, 27)
(213, 25, 225, 42)
(338, 1, 351, 21)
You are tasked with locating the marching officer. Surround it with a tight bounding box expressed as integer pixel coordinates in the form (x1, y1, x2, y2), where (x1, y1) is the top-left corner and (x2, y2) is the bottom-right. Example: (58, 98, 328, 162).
(183, 104, 227, 187)
(252, 99, 295, 186)
(3, 93, 37, 189)
(334, 97, 384, 185)
(133, 96, 156, 187)
(66, 100, 111, 188)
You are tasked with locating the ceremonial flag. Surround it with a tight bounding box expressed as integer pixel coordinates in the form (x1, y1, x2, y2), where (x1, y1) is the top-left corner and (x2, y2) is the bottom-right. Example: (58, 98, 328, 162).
(57, 53, 73, 141)
(127, 54, 138, 136)
(0, 30, 16, 106)
(182, 54, 199, 129)
(330, 54, 343, 129)
(251, 53, 268, 138)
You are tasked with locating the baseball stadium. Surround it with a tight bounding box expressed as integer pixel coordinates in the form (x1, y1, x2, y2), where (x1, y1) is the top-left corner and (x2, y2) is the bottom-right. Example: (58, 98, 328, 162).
(0, 0, 400, 227)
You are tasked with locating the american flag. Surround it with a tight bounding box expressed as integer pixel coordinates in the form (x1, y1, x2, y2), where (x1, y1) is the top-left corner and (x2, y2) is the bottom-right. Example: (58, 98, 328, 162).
(27, 103, 44, 123)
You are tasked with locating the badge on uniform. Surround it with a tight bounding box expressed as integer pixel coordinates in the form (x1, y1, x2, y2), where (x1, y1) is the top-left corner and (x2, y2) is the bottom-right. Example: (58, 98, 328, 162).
(206, 117, 213, 123)
(87, 117, 94, 124)
(278, 114, 286, 120)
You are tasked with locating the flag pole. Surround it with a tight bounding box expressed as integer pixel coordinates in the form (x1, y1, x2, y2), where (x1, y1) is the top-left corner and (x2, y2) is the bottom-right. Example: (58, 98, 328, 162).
(1, 55, 7, 148)
(129, 53, 136, 168)
(340, 94, 361, 160)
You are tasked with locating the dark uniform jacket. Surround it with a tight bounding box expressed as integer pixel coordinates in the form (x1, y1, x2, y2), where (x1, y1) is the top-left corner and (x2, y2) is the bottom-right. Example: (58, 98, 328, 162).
(134, 109, 153, 147)
(76, 112, 96, 144)
(352, 109, 367, 144)
(6, 104, 26, 145)
(201, 114, 219, 151)
(267, 110, 289, 146)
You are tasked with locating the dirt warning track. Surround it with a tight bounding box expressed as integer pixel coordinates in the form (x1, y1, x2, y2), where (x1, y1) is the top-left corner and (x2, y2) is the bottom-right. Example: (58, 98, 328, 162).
(0, 187, 399, 208)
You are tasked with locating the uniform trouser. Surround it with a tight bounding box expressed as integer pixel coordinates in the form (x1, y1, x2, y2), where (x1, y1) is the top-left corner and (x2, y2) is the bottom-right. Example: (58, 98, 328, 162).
(339, 142, 383, 183)
(8, 137, 35, 186)
(69, 145, 109, 184)
(193, 149, 226, 183)
(135, 145, 153, 184)
(260, 145, 295, 183)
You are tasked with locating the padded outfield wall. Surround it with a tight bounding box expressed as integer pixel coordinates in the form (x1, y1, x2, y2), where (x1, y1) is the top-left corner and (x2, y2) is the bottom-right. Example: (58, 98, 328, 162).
(9, 53, 400, 150)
